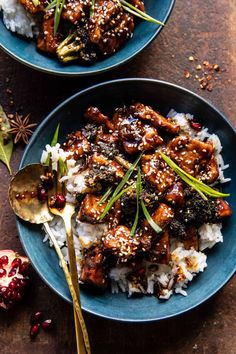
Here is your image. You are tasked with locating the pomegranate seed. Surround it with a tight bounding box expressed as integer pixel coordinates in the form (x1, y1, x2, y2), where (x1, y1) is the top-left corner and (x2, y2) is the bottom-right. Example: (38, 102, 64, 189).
(37, 185, 47, 201)
(31, 311, 43, 325)
(0, 269, 6, 278)
(41, 319, 53, 330)
(52, 193, 66, 209)
(8, 267, 17, 277)
(16, 293, 22, 302)
(19, 262, 28, 274)
(0, 286, 7, 295)
(9, 281, 17, 290)
(190, 120, 202, 131)
(10, 291, 18, 300)
(11, 258, 22, 268)
(30, 324, 40, 339)
(0, 255, 9, 266)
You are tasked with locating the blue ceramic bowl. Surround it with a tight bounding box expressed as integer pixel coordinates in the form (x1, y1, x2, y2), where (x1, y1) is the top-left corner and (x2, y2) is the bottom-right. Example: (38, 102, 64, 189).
(0, 1, 174, 76)
(17, 79, 236, 321)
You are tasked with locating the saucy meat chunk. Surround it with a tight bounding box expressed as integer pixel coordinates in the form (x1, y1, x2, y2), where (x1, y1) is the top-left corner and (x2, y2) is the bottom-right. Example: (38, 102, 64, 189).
(102, 226, 140, 263)
(148, 230, 170, 264)
(182, 225, 199, 250)
(78, 194, 121, 226)
(63, 131, 90, 159)
(80, 245, 108, 289)
(129, 102, 180, 134)
(88, 0, 134, 55)
(216, 199, 232, 218)
(84, 107, 114, 131)
(141, 153, 176, 193)
(141, 203, 174, 251)
(62, 0, 91, 24)
(168, 135, 219, 183)
(165, 182, 185, 206)
(37, 14, 61, 54)
(18, 0, 45, 13)
(118, 116, 163, 154)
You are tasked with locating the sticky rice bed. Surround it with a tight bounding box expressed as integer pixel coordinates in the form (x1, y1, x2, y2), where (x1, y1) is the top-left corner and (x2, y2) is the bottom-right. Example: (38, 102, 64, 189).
(40, 111, 230, 299)
(0, 0, 37, 38)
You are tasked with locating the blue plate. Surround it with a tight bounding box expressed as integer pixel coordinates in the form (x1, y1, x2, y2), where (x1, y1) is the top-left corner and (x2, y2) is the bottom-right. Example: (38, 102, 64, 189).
(17, 79, 236, 321)
(0, 1, 174, 76)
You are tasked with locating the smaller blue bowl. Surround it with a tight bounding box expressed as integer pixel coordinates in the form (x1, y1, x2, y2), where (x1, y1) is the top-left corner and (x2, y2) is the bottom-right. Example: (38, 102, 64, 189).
(0, 1, 174, 76)
(17, 79, 236, 322)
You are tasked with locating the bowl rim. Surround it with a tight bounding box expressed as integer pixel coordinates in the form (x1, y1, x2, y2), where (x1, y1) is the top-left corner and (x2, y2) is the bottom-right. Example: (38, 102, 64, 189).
(18, 78, 236, 322)
(0, 0, 175, 76)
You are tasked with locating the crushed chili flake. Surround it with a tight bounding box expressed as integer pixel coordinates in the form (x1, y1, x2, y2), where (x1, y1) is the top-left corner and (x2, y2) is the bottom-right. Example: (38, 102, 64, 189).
(184, 57, 225, 92)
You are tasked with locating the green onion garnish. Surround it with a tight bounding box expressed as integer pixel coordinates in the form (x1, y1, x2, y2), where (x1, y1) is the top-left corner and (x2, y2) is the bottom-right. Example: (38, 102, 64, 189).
(51, 123, 60, 147)
(141, 200, 162, 234)
(97, 186, 113, 205)
(54, 0, 66, 34)
(100, 184, 134, 220)
(90, 0, 96, 17)
(119, 0, 164, 26)
(45, 0, 57, 10)
(160, 152, 230, 199)
(32, 0, 40, 6)
(58, 157, 68, 176)
(130, 167, 141, 236)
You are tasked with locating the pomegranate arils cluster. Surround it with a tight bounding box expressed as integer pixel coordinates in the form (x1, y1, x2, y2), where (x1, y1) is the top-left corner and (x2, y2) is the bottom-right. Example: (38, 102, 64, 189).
(30, 311, 53, 339)
(0, 250, 30, 309)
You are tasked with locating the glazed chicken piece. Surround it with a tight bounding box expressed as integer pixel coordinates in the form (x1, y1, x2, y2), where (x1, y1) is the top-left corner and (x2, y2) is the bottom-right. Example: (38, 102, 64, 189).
(18, 0, 45, 13)
(37, 14, 61, 54)
(118, 116, 163, 154)
(141, 153, 177, 193)
(88, 152, 124, 179)
(182, 225, 199, 250)
(148, 230, 170, 264)
(129, 102, 180, 134)
(167, 135, 219, 183)
(62, 0, 91, 24)
(216, 199, 232, 218)
(164, 182, 185, 206)
(63, 130, 90, 160)
(102, 226, 140, 263)
(95, 126, 119, 145)
(84, 107, 115, 131)
(88, 0, 134, 55)
(77, 194, 121, 226)
(80, 244, 108, 289)
(85, 152, 124, 188)
(141, 203, 174, 251)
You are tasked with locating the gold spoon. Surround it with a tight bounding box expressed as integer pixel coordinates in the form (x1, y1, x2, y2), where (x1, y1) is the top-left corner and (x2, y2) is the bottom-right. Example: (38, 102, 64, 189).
(8, 163, 90, 354)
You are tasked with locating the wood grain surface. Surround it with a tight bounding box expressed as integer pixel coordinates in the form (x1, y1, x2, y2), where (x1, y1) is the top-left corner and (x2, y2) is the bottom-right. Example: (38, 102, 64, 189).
(0, 0, 235, 353)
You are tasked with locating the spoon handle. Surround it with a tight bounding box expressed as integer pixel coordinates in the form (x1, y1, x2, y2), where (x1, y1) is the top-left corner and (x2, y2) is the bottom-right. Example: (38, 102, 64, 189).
(44, 222, 91, 354)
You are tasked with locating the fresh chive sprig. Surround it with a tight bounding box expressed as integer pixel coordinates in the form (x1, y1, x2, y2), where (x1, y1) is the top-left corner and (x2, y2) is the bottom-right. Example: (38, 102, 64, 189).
(100, 184, 134, 220)
(97, 186, 113, 205)
(119, 0, 164, 26)
(54, 0, 66, 34)
(160, 152, 230, 199)
(130, 167, 141, 236)
(141, 200, 162, 234)
(32, 0, 40, 6)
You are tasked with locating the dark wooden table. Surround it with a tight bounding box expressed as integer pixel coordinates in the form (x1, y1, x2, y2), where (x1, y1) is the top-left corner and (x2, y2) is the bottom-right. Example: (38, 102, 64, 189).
(0, 1, 235, 353)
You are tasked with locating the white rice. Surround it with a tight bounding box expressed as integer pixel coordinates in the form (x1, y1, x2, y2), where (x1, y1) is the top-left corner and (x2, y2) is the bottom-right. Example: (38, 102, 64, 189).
(41, 110, 230, 300)
(0, 0, 36, 38)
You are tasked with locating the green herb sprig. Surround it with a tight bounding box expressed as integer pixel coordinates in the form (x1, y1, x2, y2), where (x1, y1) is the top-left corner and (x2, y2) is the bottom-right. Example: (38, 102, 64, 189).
(44, 123, 60, 167)
(141, 200, 162, 234)
(99, 154, 142, 220)
(160, 152, 230, 200)
(119, 0, 164, 26)
(32, 0, 40, 6)
(130, 167, 141, 236)
(98, 186, 113, 205)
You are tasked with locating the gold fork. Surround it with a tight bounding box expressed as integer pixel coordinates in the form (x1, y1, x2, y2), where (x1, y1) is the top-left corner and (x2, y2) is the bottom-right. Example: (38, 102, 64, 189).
(47, 167, 91, 354)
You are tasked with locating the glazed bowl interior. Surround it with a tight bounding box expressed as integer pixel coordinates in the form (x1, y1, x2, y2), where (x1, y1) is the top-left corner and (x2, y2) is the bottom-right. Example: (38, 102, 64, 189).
(18, 79, 236, 321)
(0, 0, 174, 76)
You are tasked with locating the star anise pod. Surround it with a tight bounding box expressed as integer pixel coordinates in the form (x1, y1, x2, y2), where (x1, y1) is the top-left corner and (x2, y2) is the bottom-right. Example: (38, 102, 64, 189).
(8, 113, 37, 145)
